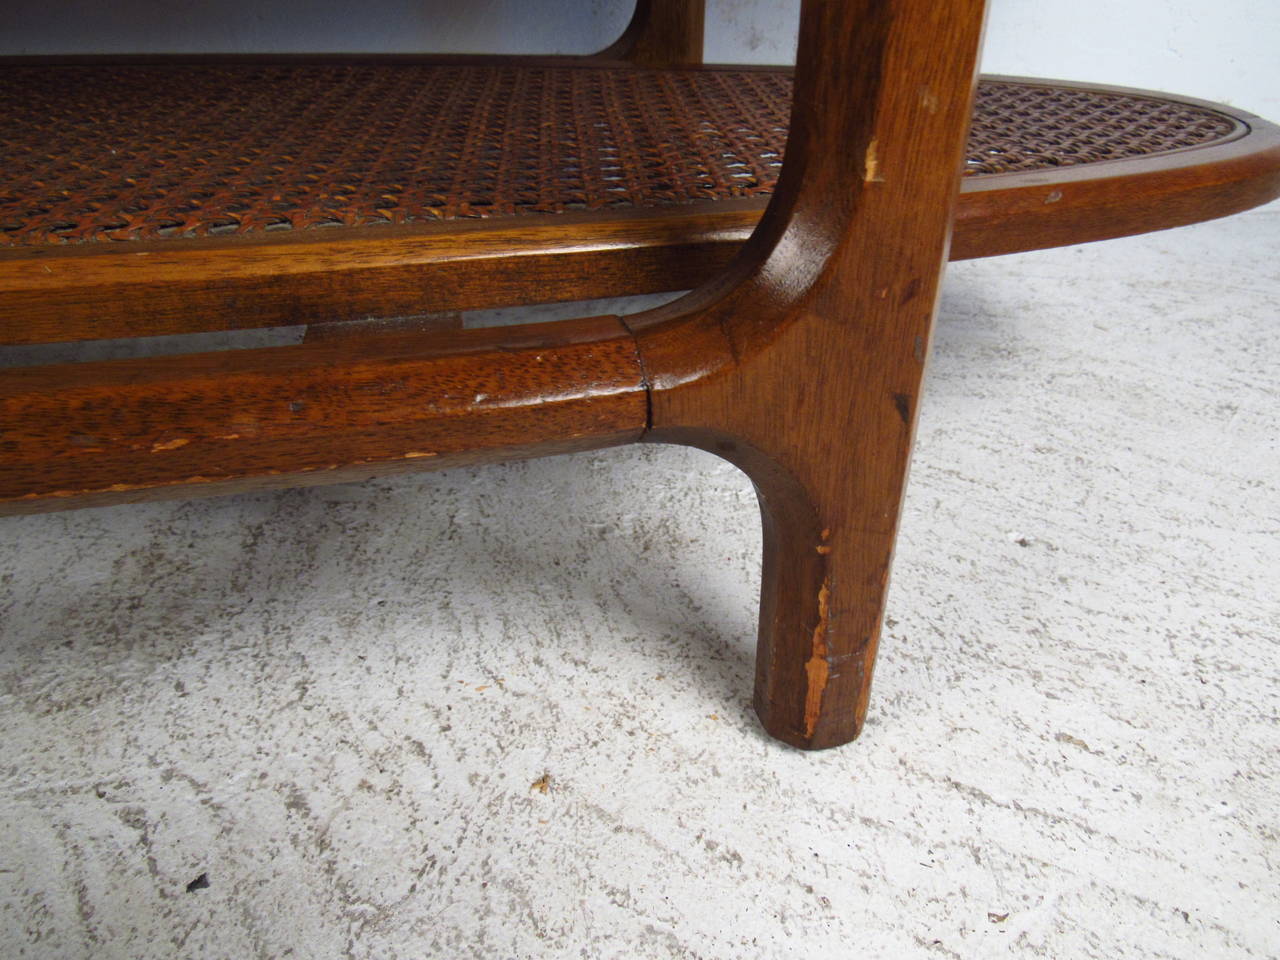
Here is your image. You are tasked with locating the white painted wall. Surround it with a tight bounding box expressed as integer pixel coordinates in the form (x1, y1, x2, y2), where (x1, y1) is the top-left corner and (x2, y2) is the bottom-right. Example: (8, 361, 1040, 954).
(707, 0, 1280, 114)
(4, 1, 1276, 112)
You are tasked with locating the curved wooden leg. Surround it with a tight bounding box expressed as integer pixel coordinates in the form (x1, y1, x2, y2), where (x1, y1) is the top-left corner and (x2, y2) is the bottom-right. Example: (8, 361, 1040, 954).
(627, 0, 986, 748)
(752, 456, 878, 752)
(594, 0, 705, 66)
(650, 385, 917, 751)
(641, 307, 928, 750)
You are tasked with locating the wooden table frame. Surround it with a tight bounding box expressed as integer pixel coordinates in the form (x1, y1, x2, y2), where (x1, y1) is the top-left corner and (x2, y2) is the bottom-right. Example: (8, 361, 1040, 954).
(2, 0, 1278, 749)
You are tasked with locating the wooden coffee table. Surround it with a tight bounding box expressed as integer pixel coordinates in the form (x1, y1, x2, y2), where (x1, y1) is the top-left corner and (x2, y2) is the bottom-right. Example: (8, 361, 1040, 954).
(2, 0, 1276, 747)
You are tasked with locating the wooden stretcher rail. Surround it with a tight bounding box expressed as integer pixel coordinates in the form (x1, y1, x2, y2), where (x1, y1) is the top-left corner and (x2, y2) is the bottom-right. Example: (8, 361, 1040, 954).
(0, 316, 648, 514)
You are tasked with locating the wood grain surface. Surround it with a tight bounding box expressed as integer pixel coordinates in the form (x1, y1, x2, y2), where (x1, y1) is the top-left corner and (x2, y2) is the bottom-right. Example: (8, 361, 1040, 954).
(0, 316, 646, 514)
(597, 0, 706, 66)
(627, 0, 988, 748)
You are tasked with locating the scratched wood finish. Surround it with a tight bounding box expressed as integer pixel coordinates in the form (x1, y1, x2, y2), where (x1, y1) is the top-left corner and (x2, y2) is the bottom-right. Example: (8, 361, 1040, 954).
(596, 0, 706, 66)
(2, 84, 1276, 347)
(303, 311, 462, 342)
(626, 0, 989, 748)
(0, 316, 647, 514)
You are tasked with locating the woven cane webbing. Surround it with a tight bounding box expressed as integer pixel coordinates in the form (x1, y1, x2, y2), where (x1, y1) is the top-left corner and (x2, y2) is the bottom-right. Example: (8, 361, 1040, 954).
(966, 81, 1238, 175)
(0, 64, 1240, 246)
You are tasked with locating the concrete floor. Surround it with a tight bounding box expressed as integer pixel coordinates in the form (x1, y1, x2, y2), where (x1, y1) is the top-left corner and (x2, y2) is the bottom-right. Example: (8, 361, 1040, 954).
(1, 203, 1277, 958)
